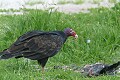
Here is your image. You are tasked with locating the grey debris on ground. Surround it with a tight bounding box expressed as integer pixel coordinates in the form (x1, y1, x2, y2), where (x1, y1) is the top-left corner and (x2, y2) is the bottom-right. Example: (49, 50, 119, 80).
(0, 0, 117, 15)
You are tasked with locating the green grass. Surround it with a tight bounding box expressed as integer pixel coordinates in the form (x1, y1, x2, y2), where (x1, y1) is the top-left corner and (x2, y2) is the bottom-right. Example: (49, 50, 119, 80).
(0, 3, 120, 80)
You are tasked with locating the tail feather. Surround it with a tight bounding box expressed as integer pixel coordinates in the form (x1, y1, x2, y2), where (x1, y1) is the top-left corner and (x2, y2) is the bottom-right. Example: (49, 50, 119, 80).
(100, 61, 120, 74)
(107, 61, 120, 70)
(0, 54, 14, 59)
(0, 52, 3, 56)
(0, 50, 14, 59)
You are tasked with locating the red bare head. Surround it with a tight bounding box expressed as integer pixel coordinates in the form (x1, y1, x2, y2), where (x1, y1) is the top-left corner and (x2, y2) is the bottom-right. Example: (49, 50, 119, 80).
(64, 28, 78, 39)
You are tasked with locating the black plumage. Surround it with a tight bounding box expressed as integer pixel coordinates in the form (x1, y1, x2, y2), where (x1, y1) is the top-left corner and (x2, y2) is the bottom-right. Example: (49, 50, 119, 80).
(81, 61, 120, 77)
(99, 61, 120, 75)
(0, 28, 78, 71)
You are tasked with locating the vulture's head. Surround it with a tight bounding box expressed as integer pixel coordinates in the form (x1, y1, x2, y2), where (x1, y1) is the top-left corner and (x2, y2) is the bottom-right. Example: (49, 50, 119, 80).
(64, 28, 78, 39)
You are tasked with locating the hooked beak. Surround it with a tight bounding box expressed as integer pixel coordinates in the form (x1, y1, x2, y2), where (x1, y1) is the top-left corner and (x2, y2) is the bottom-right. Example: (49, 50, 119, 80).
(74, 34, 78, 39)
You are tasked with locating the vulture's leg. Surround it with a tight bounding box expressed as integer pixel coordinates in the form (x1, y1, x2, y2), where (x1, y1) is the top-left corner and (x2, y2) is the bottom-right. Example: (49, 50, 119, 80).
(37, 57, 48, 73)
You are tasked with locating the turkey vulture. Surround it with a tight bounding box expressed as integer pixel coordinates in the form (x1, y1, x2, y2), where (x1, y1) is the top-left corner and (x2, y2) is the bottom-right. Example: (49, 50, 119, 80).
(0, 28, 78, 72)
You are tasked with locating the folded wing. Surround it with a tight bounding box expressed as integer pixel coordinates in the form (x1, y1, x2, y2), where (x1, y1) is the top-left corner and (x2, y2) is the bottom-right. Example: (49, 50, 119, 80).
(0, 31, 64, 60)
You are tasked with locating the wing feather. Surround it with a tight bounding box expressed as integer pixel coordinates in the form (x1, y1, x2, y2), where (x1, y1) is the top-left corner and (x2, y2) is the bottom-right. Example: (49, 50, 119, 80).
(5, 31, 65, 60)
(14, 31, 44, 45)
(22, 34, 63, 59)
